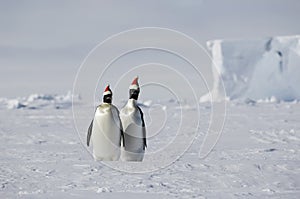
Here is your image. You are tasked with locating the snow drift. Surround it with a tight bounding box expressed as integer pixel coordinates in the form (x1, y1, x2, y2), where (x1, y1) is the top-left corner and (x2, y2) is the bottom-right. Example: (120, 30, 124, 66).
(201, 35, 300, 102)
(0, 91, 80, 110)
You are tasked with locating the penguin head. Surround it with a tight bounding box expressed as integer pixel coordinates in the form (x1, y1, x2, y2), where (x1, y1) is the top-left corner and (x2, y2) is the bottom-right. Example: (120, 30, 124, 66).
(129, 77, 140, 100)
(103, 85, 112, 104)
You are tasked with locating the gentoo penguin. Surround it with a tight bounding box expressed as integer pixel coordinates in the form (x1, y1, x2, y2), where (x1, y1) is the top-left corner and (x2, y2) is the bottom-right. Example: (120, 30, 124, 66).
(120, 77, 147, 161)
(87, 85, 124, 161)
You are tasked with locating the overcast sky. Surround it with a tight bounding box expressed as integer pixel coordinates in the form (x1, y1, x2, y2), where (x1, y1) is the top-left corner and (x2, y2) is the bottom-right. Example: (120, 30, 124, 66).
(1, 0, 300, 97)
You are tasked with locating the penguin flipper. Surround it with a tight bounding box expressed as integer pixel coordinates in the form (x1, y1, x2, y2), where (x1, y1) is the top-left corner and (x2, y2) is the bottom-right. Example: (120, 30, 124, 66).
(137, 106, 147, 149)
(87, 120, 93, 146)
(143, 127, 147, 149)
(120, 120, 125, 147)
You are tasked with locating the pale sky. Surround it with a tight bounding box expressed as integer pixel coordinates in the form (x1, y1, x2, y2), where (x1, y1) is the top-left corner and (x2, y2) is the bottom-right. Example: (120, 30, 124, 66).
(1, 0, 300, 97)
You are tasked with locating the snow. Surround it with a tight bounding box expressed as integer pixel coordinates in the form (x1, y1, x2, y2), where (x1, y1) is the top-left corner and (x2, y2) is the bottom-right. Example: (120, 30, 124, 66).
(1, 98, 299, 198)
(201, 35, 300, 102)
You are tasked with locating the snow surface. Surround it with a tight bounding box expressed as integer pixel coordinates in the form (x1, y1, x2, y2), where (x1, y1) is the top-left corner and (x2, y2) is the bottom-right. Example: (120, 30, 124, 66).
(1, 97, 300, 198)
(201, 35, 300, 102)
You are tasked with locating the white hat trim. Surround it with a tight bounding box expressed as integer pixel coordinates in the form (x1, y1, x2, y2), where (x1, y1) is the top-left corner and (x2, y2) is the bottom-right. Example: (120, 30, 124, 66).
(129, 84, 139, 90)
(103, 90, 112, 96)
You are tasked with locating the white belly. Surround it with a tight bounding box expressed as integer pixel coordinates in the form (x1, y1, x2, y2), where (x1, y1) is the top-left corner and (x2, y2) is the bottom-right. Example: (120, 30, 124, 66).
(120, 106, 145, 161)
(91, 107, 121, 161)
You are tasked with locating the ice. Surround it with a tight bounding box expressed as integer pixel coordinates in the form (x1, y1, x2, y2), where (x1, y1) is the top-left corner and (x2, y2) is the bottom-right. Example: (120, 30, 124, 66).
(141, 100, 152, 107)
(0, 91, 80, 110)
(201, 35, 300, 102)
(6, 99, 26, 109)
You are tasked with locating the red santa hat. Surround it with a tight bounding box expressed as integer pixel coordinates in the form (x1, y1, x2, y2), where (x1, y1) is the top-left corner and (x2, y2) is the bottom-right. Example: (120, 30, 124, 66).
(103, 85, 112, 96)
(129, 76, 140, 90)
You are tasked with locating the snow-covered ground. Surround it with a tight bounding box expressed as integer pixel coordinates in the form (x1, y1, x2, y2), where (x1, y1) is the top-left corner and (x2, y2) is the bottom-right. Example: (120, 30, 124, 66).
(1, 96, 299, 198)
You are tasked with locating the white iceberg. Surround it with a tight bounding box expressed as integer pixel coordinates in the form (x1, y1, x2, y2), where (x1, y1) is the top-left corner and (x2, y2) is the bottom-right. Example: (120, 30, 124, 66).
(201, 35, 300, 102)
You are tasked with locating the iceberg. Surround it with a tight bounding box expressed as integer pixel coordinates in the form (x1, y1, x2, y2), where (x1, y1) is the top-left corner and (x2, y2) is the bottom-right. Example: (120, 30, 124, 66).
(201, 35, 300, 102)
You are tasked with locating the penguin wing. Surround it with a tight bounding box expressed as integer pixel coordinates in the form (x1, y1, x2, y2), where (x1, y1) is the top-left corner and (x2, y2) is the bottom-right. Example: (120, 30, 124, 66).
(137, 106, 147, 149)
(142, 126, 147, 149)
(87, 106, 101, 146)
(120, 120, 125, 147)
(87, 119, 93, 146)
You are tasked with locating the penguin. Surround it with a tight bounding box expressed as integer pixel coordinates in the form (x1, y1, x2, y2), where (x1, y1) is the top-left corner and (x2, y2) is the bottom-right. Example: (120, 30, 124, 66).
(120, 77, 147, 161)
(87, 85, 124, 161)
